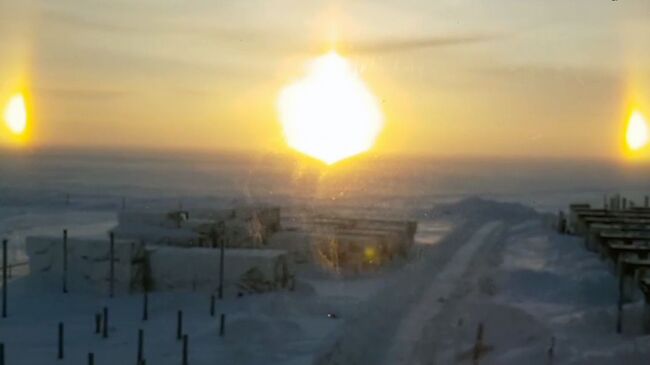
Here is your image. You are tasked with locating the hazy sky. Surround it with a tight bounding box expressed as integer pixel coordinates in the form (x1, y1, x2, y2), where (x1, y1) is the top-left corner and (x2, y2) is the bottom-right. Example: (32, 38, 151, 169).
(1, 0, 649, 158)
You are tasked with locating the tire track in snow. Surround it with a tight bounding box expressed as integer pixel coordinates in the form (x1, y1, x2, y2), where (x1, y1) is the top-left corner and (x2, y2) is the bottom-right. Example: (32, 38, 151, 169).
(382, 221, 502, 365)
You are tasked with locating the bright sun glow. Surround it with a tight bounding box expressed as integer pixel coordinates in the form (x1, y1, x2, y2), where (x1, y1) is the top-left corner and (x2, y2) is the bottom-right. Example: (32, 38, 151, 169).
(626, 111, 649, 151)
(4, 94, 27, 135)
(278, 52, 383, 165)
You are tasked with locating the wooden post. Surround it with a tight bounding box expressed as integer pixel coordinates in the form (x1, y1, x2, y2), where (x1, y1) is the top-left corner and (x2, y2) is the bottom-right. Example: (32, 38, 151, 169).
(109, 232, 115, 298)
(63, 229, 68, 294)
(102, 307, 109, 338)
(176, 310, 183, 340)
(58, 322, 64, 359)
(137, 329, 144, 364)
(210, 295, 215, 317)
(182, 335, 189, 365)
(617, 273, 624, 334)
(219, 232, 225, 300)
(472, 322, 484, 365)
(2, 239, 7, 318)
(142, 291, 148, 321)
(219, 313, 225, 337)
(88, 352, 94, 365)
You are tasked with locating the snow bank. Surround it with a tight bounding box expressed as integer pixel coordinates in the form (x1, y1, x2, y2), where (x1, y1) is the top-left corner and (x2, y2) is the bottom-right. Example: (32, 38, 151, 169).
(420, 196, 544, 222)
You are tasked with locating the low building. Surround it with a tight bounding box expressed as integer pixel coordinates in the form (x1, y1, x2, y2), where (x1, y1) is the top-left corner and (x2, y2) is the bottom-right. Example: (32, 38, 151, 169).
(148, 246, 291, 293)
(26, 236, 147, 294)
(114, 206, 281, 248)
(275, 214, 417, 274)
(25, 233, 292, 295)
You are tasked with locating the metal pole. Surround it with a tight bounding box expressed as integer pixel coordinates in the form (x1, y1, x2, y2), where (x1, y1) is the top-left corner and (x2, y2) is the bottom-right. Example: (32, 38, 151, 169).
(472, 322, 484, 365)
(219, 231, 225, 300)
(95, 312, 101, 334)
(547, 336, 555, 365)
(109, 232, 115, 298)
(102, 307, 109, 338)
(0, 342, 4, 365)
(88, 352, 94, 365)
(58, 322, 64, 359)
(142, 291, 148, 321)
(210, 295, 215, 317)
(176, 310, 183, 340)
(219, 314, 225, 337)
(2, 239, 7, 318)
(182, 335, 188, 365)
(63, 229, 68, 294)
(617, 272, 624, 334)
(137, 329, 144, 364)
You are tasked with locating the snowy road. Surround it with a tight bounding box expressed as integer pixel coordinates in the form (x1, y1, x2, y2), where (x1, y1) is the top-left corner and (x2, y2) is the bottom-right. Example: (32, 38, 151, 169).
(382, 221, 502, 364)
(314, 219, 504, 365)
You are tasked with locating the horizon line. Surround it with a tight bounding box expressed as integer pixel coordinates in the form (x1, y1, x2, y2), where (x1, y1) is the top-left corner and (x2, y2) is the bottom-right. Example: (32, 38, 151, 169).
(0, 143, 634, 164)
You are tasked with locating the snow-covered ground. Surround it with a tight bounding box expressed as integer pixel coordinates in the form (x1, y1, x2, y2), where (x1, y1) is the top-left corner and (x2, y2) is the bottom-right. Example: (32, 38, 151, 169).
(1, 197, 649, 364)
(315, 198, 650, 365)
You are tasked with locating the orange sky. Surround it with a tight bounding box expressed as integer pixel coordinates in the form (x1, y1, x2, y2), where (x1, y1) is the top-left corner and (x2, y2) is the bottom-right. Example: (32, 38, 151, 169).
(1, 0, 649, 159)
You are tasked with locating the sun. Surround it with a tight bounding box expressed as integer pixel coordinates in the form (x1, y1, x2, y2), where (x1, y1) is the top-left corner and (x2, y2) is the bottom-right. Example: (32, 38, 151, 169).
(626, 110, 648, 151)
(278, 52, 383, 165)
(4, 94, 27, 135)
